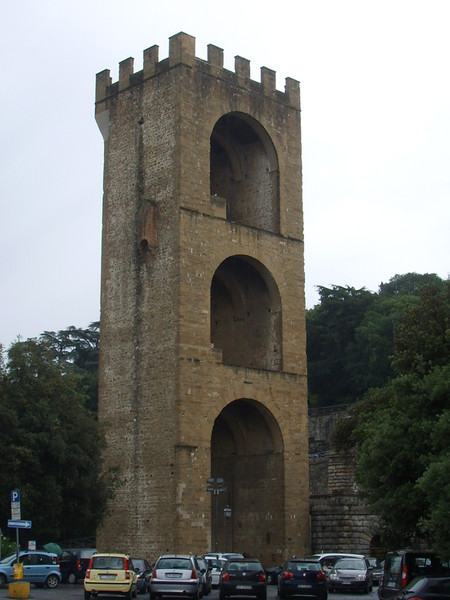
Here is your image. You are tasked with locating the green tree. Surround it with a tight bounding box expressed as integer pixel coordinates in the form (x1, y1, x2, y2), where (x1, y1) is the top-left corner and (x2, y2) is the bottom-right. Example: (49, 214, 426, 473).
(307, 274, 447, 408)
(41, 322, 99, 413)
(306, 285, 376, 406)
(332, 280, 450, 557)
(0, 337, 108, 544)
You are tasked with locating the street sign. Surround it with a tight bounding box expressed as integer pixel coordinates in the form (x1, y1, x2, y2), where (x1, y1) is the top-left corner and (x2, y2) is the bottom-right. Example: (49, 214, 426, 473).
(10, 489, 21, 520)
(8, 520, 32, 529)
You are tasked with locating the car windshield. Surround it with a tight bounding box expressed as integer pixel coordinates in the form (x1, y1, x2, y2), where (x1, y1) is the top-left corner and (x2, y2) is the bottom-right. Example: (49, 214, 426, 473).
(158, 558, 192, 570)
(92, 556, 125, 569)
(0, 554, 16, 564)
(133, 559, 146, 570)
(227, 561, 261, 571)
(288, 562, 320, 571)
(208, 559, 225, 568)
(335, 559, 366, 570)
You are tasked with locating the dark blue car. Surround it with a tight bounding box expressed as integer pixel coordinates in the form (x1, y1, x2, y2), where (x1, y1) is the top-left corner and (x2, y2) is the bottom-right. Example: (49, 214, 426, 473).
(278, 559, 328, 600)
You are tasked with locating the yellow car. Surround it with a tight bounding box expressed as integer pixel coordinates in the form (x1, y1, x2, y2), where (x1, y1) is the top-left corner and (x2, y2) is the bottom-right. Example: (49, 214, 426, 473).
(84, 553, 137, 599)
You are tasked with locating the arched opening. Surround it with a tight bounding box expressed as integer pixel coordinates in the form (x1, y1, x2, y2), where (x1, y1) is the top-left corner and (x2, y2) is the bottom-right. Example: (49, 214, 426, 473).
(210, 112, 280, 233)
(211, 399, 285, 563)
(210, 256, 282, 371)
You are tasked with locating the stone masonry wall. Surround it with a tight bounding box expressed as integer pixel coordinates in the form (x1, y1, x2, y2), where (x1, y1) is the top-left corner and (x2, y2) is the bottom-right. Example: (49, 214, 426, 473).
(309, 408, 379, 554)
(95, 33, 309, 567)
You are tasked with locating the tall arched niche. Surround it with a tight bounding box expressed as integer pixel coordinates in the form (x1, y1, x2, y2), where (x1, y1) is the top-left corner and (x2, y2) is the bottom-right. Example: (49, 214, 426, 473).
(210, 112, 280, 233)
(211, 399, 285, 560)
(210, 255, 282, 371)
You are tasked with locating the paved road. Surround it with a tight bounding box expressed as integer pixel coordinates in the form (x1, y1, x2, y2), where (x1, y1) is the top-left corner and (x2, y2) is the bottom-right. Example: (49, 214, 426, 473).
(0, 583, 380, 600)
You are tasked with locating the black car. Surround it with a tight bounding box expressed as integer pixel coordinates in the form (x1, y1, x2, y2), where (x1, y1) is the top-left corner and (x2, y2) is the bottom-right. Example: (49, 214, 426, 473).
(59, 548, 97, 584)
(278, 558, 328, 600)
(367, 558, 384, 586)
(265, 565, 283, 585)
(378, 551, 450, 600)
(132, 558, 152, 594)
(219, 558, 267, 600)
(396, 577, 450, 600)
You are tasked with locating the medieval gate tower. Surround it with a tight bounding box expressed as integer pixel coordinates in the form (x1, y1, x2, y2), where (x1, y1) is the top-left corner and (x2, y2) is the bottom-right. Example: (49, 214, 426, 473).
(95, 33, 309, 565)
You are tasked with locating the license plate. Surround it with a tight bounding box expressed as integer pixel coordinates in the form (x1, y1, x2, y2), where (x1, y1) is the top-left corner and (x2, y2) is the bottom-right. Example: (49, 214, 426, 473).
(298, 584, 312, 588)
(100, 574, 116, 580)
(237, 585, 252, 589)
(166, 573, 182, 579)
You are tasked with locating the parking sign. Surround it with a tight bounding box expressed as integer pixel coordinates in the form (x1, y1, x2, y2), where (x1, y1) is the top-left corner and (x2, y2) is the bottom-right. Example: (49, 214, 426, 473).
(11, 489, 21, 520)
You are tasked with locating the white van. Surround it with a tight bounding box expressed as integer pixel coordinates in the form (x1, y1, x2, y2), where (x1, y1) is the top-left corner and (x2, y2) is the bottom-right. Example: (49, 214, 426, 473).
(306, 553, 365, 572)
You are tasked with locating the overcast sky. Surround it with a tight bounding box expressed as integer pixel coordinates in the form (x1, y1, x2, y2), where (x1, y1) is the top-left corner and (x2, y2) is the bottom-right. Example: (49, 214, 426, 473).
(1, 0, 449, 350)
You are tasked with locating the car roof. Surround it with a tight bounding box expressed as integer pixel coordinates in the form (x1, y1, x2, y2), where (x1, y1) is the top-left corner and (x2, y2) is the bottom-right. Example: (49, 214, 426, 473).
(92, 552, 130, 558)
(20, 550, 57, 556)
(226, 558, 260, 562)
(158, 554, 193, 559)
(309, 553, 365, 559)
(290, 558, 321, 563)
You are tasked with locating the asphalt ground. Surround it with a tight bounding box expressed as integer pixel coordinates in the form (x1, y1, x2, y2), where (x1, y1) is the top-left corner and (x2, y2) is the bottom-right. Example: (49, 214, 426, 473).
(0, 583, 379, 600)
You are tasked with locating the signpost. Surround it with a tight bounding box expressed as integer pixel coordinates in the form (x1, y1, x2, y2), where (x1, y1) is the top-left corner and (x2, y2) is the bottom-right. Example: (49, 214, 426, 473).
(8, 490, 32, 566)
(8, 520, 32, 529)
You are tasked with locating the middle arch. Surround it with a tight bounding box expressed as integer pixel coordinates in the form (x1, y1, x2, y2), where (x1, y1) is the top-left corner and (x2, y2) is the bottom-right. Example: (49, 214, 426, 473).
(210, 255, 282, 371)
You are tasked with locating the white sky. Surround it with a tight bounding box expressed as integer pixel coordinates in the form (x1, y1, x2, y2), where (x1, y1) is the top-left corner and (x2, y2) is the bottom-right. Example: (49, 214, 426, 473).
(1, 0, 449, 350)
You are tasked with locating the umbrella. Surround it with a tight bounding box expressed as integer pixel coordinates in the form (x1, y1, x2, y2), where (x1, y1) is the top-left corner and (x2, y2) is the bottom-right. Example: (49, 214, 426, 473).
(44, 542, 63, 555)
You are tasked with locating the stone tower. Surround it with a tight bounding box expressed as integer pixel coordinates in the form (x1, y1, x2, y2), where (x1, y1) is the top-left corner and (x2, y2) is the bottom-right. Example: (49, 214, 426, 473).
(95, 32, 309, 566)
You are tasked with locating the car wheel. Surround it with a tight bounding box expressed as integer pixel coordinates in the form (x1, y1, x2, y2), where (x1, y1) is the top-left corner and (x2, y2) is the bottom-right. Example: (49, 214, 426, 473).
(258, 592, 267, 600)
(0, 574, 7, 589)
(278, 587, 286, 599)
(125, 590, 132, 600)
(219, 592, 227, 600)
(68, 572, 77, 584)
(84, 591, 91, 600)
(150, 593, 158, 600)
(46, 574, 60, 588)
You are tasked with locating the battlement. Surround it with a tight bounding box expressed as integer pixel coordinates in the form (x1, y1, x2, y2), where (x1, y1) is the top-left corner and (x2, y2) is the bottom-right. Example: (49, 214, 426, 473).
(95, 31, 300, 110)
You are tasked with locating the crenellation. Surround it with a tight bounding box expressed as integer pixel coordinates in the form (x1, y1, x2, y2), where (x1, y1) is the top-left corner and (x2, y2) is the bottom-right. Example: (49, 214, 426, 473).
(143, 44, 159, 79)
(261, 66, 276, 98)
(95, 33, 300, 110)
(234, 55, 251, 87)
(169, 31, 195, 68)
(95, 69, 112, 105)
(207, 44, 224, 68)
(285, 77, 301, 109)
(119, 57, 134, 92)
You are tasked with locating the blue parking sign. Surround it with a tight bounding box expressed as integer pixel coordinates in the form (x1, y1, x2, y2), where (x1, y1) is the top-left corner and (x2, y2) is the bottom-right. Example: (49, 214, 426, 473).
(11, 490, 20, 503)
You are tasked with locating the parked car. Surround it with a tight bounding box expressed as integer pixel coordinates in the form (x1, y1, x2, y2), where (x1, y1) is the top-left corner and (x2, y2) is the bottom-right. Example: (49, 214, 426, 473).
(396, 577, 450, 600)
(59, 548, 97, 584)
(265, 564, 283, 585)
(196, 556, 212, 595)
(205, 556, 227, 588)
(150, 554, 202, 600)
(0, 550, 61, 588)
(132, 557, 152, 594)
(328, 557, 373, 593)
(306, 553, 366, 574)
(378, 550, 450, 600)
(278, 558, 328, 600)
(84, 552, 137, 599)
(219, 557, 267, 600)
(367, 557, 384, 586)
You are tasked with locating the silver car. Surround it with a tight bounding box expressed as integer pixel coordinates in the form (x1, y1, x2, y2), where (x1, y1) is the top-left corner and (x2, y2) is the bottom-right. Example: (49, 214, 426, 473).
(150, 555, 202, 600)
(204, 556, 227, 588)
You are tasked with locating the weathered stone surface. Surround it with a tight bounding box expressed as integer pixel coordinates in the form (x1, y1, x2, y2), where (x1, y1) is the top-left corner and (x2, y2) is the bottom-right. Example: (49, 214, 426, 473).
(96, 33, 308, 567)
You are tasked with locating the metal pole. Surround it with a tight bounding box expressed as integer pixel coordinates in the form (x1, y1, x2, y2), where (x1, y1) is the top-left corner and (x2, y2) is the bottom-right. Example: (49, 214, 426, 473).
(225, 515, 228, 553)
(214, 491, 218, 552)
(16, 528, 19, 564)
